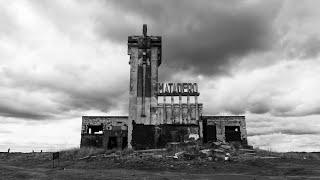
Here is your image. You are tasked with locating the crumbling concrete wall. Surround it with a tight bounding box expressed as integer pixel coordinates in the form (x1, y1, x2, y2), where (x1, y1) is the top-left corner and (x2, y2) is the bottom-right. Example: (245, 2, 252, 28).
(131, 122, 199, 150)
(81, 116, 128, 133)
(80, 116, 128, 148)
(157, 124, 199, 147)
(104, 129, 128, 150)
(201, 116, 247, 145)
(80, 134, 104, 147)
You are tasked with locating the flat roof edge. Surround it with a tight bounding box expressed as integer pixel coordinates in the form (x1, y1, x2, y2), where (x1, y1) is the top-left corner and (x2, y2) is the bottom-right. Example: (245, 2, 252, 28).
(82, 116, 128, 118)
(202, 115, 245, 118)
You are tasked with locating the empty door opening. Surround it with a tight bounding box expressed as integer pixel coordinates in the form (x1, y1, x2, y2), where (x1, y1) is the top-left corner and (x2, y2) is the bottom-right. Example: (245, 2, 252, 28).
(108, 137, 118, 149)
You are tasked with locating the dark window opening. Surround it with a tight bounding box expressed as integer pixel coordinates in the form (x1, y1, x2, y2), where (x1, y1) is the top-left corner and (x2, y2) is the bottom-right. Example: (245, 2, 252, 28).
(225, 126, 241, 142)
(122, 137, 128, 149)
(87, 124, 103, 134)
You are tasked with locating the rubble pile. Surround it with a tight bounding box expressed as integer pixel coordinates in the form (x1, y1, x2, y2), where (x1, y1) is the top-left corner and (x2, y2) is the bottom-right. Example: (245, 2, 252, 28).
(165, 140, 255, 161)
(78, 141, 256, 162)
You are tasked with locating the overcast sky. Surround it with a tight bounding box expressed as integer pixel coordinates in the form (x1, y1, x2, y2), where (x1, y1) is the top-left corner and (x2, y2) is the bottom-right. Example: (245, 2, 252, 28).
(1, 0, 320, 152)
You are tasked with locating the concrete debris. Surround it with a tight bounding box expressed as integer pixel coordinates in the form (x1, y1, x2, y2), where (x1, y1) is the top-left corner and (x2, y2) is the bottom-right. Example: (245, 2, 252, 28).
(225, 153, 231, 161)
(152, 154, 163, 159)
(135, 148, 167, 153)
(173, 151, 186, 159)
(213, 149, 224, 153)
(103, 154, 120, 160)
(78, 156, 91, 160)
(257, 156, 280, 159)
(76, 141, 260, 163)
(188, 134, 199, 140)
(183, 153, 199, 160)
(200, 149, 212, 157)
(238, 149, 255, 152)
(220, 144, 232, 150)
(212, 142, 222, 146)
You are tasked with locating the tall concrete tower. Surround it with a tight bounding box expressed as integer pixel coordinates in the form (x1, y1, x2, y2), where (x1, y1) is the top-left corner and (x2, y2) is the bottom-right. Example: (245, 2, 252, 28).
(127, 25, 161, 148)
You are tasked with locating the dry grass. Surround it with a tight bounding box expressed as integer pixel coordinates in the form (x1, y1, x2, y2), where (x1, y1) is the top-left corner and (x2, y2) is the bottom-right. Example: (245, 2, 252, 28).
(1, 147, 320, 179)
(254, 148, 320, 160)
(282, 152, 320, 160)
(59, 147, 113, 160)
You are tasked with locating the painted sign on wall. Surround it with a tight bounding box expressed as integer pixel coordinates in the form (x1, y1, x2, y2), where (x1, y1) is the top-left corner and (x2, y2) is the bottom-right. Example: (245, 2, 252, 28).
(157, 83, 199, 96)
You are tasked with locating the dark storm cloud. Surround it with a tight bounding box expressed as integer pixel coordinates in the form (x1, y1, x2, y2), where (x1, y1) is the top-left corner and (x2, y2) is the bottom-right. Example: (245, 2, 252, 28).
(97, 0, 282, 76)
(0, 107, 52, 120)
(0, 65, 128, 120)
(249, 102, 271, 114)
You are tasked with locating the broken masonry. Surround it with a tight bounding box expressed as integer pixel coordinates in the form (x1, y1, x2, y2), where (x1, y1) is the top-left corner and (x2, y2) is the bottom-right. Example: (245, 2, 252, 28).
(80, 25, 248, 150)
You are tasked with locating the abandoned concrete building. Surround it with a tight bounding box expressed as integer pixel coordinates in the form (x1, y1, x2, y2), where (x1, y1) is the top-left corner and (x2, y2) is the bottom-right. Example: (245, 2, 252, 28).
(80, 25, 247, 150)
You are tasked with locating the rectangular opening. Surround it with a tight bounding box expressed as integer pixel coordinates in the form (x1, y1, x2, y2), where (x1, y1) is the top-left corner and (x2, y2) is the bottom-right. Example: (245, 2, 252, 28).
(132, 123, 155, 150)
(225, 126, 241, 142)
(206, 125, 217, 142)
(87, 124, 103, 134)
(122, 137, 128, 149)
(108, 137, 118, 149)
(203, 120, 216, 143)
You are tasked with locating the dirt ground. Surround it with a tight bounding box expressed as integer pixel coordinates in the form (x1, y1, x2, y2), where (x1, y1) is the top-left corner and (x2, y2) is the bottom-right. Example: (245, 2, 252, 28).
(2, 165, 318, 180)
(1, 152, 320, 180)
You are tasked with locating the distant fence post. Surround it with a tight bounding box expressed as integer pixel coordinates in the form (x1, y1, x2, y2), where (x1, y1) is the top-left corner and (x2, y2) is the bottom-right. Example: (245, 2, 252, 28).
(52, 152, 60, 168)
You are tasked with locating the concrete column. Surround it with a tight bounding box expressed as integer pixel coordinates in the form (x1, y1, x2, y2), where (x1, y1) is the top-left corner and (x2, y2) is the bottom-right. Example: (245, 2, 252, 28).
(127, 47, 138, 149)
(163, 96, 166, 124)
(179, 95, 182, 124)
(187, 95, 190, 123)
(240, 117, 247, 143)
(199, 120, 203, 139)
(141, 63, 146, 117)
(171, 96, 174, 123)
(195, 96, 198, 121)
(150, 47, 159, 125)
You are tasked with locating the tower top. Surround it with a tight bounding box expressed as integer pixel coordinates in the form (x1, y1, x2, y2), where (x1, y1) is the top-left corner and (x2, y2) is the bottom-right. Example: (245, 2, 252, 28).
(128, 25, 162, 66)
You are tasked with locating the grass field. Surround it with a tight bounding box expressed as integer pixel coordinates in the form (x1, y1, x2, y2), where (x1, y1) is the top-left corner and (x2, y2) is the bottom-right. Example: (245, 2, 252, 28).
(0, 148, 320, 180)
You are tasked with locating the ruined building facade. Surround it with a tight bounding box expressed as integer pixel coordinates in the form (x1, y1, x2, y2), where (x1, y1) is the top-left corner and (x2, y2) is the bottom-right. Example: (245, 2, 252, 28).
(80, 25, 247, 149)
